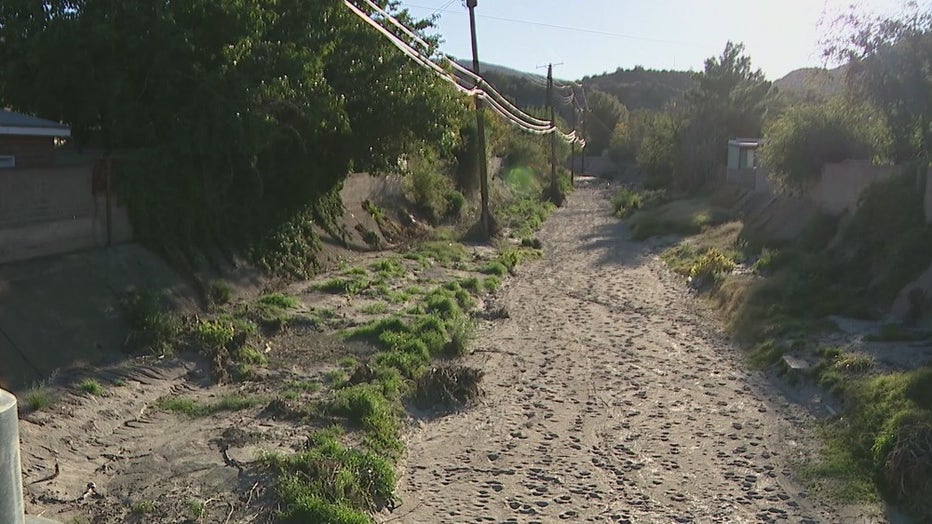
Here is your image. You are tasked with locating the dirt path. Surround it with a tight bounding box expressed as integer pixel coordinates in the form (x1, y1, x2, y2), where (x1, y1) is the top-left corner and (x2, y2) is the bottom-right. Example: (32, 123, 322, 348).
(382, 179, 882, 524)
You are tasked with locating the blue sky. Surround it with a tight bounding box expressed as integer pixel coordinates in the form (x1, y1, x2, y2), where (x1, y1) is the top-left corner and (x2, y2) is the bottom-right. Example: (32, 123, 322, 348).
(397, 0, 912, 81)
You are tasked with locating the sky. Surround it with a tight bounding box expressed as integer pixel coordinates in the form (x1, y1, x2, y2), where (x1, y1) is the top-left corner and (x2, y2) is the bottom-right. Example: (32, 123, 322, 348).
(396, 0, 915, 81)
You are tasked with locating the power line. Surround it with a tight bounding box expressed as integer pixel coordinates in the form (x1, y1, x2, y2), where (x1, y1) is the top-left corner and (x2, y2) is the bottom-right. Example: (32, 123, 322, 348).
(344, 1, 583, 146)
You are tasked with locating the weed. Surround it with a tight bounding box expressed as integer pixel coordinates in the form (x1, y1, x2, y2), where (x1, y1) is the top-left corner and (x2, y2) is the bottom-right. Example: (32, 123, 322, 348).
(186, 498, 206, 518)
(458, 277, 482, 293)
(21, 386, 52, 412)
(446, 317, 475, 357)
(688, 248, 737, 287)
(369, 258, 406, 279)
(259, 292, 299, 309)
(361, 302, 390, 315)
(520, 237, 543, 249)
(483, 276, 502, 292)
(339, 357, 359, 370)
(112, 378, 126, 387)
(413, 365, 483, 409)
(121, 289, 182, 355)
(130, 500, 156, 515)
(479, 261, 508, 276)
(207, 280, 232, 308)
(410, 241, 469, 266)
(314, 276, 370, 296)
(158, 394, 263, 417)
(323, 369, 347, 386)
(289, 380, 321, 392)
(264, 430, 396, 519)
(79, 379, 104, 396)
(237, 346, 269, 366)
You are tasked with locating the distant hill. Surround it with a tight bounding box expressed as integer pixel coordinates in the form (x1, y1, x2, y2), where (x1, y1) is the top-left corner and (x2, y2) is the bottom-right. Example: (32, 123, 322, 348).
(772, 66, 847, 97)
(580, 67, 695, 111)
(455, 60, 696, 121)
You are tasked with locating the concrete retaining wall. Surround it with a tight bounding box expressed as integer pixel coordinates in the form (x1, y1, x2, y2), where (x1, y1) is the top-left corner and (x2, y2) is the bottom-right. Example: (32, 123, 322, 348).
(0, 167, 131, 264)
(813, 160, 899, 215)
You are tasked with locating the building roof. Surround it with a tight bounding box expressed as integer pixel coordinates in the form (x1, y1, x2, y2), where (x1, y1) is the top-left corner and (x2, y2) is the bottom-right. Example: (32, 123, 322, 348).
(0, 109, 71, 137)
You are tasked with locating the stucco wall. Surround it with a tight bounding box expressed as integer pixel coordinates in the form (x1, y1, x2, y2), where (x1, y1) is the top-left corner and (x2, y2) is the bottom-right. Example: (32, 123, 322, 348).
(812, 160, 899, 215)
(0, 136, 55, 169)
(0, 167, 131, 263)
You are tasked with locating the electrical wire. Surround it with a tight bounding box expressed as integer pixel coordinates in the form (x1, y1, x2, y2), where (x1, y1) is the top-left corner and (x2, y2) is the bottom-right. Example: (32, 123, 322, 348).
(344, 0, 584, 145)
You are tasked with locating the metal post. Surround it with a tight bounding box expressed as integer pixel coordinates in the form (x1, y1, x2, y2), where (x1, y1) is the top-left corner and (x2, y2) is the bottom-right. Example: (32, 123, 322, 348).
(466, 0, 491, 239)
(1, 389, 25, 524)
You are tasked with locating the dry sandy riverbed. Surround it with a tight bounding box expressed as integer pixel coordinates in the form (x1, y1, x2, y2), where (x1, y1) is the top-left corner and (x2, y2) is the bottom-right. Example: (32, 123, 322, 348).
(18, 178, 895, 523)
(380, 178, 893, 524)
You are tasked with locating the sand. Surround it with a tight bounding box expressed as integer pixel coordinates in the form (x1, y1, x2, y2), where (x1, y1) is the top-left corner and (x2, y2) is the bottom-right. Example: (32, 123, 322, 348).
(381, 178, 889, 524)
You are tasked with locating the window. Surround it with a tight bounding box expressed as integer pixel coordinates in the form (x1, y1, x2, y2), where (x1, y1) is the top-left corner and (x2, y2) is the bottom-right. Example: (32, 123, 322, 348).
(0, 155, 14, 168)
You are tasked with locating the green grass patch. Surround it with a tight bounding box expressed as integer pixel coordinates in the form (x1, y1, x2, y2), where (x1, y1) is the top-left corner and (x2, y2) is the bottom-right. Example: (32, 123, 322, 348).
(79, 379, 104, 396)
(314, 276, 371, 296)
(483, 276, 502, 292)
(479, 261, 508, 276)
(21, 386, 52, 412)
(369, 258, 406, 279)
(803, 367, 932, 518)
(157, 394, 263, 417)
(408, 241, 469, 266)
(264, 428, 396, 521)
(361, 302, 390, 315)
(612, 187, 666, 218)
(628, 198, 733, 240)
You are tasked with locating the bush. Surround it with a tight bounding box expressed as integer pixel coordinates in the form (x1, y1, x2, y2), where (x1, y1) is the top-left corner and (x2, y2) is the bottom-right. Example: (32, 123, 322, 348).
(688, 248, 736, 286)
(761, 99, 890, 188)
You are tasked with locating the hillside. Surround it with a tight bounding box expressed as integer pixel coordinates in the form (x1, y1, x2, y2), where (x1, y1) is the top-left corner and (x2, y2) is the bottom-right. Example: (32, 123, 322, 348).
(581, 67, 695, 111)
(459, 60, 696, 118)
(772, 66, 846, 97)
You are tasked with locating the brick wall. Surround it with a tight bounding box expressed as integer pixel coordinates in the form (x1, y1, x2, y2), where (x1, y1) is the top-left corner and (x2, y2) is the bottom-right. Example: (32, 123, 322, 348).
(0, 136, 55, 169)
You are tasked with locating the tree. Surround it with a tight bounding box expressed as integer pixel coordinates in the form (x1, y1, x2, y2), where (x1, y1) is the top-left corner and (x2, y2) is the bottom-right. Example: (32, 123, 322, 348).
(678, 42, 771, 190)
(0, 0, 465, 276)
(583, 89, 628, 156)
(824, 3, 932, 163)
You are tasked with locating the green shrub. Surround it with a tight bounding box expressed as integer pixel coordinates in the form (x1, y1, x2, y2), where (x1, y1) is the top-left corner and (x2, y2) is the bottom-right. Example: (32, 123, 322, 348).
(479, 261, 508, 276)
(762, 100, 890, 188)
(688, 249, 737, 284)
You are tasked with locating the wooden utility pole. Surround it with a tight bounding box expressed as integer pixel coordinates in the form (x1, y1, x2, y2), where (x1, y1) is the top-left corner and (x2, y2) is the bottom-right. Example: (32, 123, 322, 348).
(542, 63, 564, 205)
(466, 0, 492, 238)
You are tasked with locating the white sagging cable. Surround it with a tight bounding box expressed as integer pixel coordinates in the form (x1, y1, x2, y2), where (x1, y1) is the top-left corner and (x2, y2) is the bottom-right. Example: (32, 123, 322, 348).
(351, 1, 562, 131)
(343, 0, 481, 97)
(344, 1, 584, 144)
(352, 1, 553, 130)
(446, 59, 553, 127)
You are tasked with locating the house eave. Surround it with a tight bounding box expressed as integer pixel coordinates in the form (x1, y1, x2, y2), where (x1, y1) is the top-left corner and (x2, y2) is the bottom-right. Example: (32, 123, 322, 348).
(0, 126, 71, 138)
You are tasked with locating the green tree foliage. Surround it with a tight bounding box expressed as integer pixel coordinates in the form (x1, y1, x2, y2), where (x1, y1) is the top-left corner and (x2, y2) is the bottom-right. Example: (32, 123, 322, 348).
(761, 99, 890, 187)
(582, 89, 628, 156)
(677, 41, 771, 190)
(824, 4, 932, 163)
(0, 0, 465, 276)
(634, 111, 681, 188)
